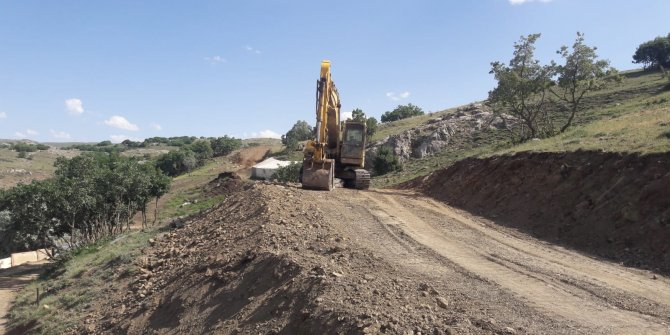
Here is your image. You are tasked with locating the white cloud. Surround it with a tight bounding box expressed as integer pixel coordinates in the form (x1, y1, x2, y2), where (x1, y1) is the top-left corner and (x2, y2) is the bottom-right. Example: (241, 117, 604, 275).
(0, 112, 6, 119)
(50, 129, 71, 139)
(342, 111, 353, 121)
(65, 98, 84, 115)
(204, 55, 226, 64)
(109, 134, 143, 143)
(386, 91, 411, 101)
(104, 115, 139, 131)
(15, 129, 38, 138)
(245, 45, 261, 54)
(149, 122, 162, 130)
(509, 0, 552, 5)
(249, 129, 281, 139)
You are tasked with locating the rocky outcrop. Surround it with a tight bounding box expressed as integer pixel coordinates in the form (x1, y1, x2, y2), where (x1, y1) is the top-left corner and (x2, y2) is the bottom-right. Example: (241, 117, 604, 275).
(366, 103, 505, 169)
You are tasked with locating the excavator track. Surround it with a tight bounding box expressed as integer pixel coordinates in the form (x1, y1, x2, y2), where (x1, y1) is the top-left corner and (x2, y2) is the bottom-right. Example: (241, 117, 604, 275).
(353, 169, 371, 190)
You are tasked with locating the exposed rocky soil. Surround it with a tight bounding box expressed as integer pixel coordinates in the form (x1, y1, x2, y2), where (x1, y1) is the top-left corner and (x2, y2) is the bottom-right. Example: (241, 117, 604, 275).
(366, 103, 504, 169)
(407, 150, 670, 275)
(79, 175, 670, 335)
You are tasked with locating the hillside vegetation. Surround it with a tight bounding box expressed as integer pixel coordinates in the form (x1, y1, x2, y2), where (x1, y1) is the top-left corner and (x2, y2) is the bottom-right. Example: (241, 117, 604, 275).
(372, 69, 670, 187)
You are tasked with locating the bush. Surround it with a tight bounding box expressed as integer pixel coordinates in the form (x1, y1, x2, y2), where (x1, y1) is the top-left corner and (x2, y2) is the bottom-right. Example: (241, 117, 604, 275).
(11, 142, 50, 153)
(188, 140, 213, 161)
(155, 149, 198, 176)
(272, 162, 301, 183)
(17, 151, 27, 159)
(373, 147, 402, 175)
(381, 104, 424, 123)
(211, 136, 242, 157)
(282, 120, 313, 150)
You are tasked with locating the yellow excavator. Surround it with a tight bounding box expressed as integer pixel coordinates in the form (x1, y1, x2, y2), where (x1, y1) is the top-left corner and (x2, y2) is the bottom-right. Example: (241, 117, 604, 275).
(301, 60, 371, 191)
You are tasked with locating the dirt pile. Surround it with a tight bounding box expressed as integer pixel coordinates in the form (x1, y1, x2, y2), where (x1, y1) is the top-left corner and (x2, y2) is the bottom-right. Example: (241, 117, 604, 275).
(410, 150, 670, 274)
(232, 146, 272, 168)
(89, 180, 515, 335)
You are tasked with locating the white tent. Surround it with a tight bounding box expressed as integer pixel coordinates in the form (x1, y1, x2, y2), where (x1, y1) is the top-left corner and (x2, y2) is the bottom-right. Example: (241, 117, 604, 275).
(251, 157, 297, 180)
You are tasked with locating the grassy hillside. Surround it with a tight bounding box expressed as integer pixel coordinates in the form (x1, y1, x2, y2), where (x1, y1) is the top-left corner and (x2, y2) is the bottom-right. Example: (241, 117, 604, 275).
(5, 152, 248, 334)
(373, 69, 670, 187)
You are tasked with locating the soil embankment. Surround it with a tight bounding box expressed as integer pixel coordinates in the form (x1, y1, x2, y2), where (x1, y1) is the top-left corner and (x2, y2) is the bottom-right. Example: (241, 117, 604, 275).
(83, 177, 670, 335)
(409, 150, 670, 274)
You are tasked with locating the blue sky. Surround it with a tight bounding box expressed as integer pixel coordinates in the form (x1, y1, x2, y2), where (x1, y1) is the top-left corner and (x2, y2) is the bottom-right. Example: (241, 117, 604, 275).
(0, 0, 668, 142)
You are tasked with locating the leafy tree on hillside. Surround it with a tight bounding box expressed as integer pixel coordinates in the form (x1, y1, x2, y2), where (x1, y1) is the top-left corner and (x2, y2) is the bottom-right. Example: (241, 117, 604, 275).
(550, 32, 619, 132)
(633, 34, 670, 70)
(348, 108, 378, 137)
(211, 136, 242, 157)
(366, 117, 379, 137)
(351, 108, 366, 122)
(0, 153, 172, 258)
(155, 149, 198, 176)
(489, 33, 554, 140)
(188, 139, 213, 161)
(380, 104, 424, 123)
(282, 120, 313, 150)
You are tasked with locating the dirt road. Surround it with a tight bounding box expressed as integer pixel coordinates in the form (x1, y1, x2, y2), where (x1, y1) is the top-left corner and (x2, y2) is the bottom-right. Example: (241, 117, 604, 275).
(319, 188, 670, 335)
(95, 181, 670, 335)
(0, 263, 45, 334)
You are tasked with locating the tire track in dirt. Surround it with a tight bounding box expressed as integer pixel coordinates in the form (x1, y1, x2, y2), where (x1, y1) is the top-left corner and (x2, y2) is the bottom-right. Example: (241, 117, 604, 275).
(354, 190, 670, 335)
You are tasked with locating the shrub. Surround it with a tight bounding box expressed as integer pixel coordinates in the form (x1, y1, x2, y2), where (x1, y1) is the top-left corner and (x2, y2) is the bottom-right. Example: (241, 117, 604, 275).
(373, 147, 402, 175)
(272, 162, 301, 183)
(211, 136, 242, 157)
(381, 104, 424, 123)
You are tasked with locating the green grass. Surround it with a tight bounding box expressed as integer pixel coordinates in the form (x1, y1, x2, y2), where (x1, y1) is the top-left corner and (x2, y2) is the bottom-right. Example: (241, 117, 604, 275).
(162, 192, 226, 219)
(9, 227, 162, 334)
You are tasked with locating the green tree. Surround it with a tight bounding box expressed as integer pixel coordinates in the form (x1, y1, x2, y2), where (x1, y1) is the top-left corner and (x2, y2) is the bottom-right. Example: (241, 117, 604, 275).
(489, 33, 553, 140)
(633, 33, 670, 69)
(366, 117, 379, 137)
(282, 120, 313, 150)
(348, 108, 378, 137)
(380, 103, 424, 123)
(155, 149, 198, 176)
(551, 32, 619, 132)
(373, 146, 402, 175)
(351, 108, 366, 122)
(188, 139, 213, 162)
(211, 136, 242, 157)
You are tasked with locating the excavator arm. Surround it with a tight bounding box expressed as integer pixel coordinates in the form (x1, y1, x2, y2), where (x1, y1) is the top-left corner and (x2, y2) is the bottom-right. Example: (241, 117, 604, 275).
(302, 61, 340, 190)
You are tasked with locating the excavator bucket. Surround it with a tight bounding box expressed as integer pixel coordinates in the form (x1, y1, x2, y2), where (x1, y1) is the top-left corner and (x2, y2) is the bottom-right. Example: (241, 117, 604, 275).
(301, 159, 334, 191)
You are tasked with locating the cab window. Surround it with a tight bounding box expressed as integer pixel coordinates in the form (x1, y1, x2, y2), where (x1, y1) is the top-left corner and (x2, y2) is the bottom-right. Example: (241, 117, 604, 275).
(345, 129, 363, 142)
